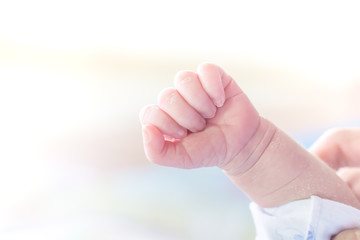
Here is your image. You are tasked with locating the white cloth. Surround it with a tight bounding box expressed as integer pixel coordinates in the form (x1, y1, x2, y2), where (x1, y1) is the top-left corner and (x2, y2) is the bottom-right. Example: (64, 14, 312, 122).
(250, 196, 360, 239)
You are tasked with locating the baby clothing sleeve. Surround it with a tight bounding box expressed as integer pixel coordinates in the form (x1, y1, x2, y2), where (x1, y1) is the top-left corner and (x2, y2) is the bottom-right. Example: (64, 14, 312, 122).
(250, 196, 360, 239)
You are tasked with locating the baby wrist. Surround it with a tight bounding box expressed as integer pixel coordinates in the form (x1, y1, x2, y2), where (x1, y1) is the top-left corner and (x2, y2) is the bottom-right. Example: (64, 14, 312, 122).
(221, 117, 277, 175)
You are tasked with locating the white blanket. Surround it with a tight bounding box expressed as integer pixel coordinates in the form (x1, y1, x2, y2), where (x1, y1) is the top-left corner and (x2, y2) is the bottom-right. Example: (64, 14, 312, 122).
(251, 196, 360, 239)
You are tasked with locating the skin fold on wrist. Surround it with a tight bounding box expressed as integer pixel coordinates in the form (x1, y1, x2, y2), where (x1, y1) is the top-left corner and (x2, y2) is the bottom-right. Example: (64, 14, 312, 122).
(222, 118, 360, 209)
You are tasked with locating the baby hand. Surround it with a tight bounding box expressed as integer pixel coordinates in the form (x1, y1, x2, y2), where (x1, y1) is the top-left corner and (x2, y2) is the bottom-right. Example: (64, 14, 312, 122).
(140, 63, 261, 169)
(309, 128, 360, 200)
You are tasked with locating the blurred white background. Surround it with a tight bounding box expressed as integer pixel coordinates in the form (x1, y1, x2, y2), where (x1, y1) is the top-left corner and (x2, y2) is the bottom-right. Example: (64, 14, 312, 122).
(1, 0, 360, 239)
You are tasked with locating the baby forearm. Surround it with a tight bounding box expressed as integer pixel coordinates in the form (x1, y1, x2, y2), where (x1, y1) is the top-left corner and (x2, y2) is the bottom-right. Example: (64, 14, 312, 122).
(223, 118, 360, 209)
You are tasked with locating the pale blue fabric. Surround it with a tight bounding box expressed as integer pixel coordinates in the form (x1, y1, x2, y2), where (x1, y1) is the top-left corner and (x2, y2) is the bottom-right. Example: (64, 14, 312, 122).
(251, 196, 360, 239)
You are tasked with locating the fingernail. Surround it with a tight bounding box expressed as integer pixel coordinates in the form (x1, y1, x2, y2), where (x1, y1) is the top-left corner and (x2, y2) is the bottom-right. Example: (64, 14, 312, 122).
(177, 129, 186, 137)
(204, 110, 215, 119)
(214, 98, 224, 108)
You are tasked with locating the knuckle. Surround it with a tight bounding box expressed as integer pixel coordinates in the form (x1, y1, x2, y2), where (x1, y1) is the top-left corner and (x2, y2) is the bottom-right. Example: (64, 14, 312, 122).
(198, 62, 217, 72)
(158, 88, 179, 107)
(139, 104, 157, 123)
(139, 105, 150, 122)
(174, 71, 197, 86)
